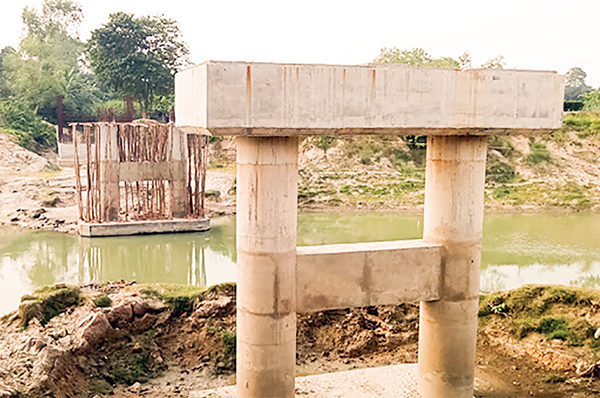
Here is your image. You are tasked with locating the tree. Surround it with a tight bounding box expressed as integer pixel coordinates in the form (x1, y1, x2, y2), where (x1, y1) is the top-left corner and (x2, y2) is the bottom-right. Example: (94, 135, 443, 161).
(2, 0, 103, 122)
(374, 47, 471, 69)
(481, 55, 506, 69)
(564, 67, 592, 101)
(0, 46, 16, 98)
(87, 12, 190, 117)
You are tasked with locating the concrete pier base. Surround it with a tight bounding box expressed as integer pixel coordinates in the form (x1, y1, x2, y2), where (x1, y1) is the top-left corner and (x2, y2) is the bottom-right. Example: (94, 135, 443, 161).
(418, 136, 487, 398)
(236, 137, 298, 398)
(79, 218, 210, 237)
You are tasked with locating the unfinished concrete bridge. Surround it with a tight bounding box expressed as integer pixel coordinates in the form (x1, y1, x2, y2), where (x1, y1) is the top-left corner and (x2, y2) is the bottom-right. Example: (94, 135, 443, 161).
(175, 61, 564, 398)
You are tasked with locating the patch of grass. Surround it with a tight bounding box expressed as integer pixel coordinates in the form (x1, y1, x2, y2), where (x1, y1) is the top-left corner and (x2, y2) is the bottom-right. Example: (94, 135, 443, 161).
(486, 157, 517, 184)
(110, 353, 151, 385)
(339, 181, 424, 199)
(205, 190, 221, 200)
(562, 112, 600, 138)
(221, 328, 236, 363)
(525, 141, 551, 165)
(206, 325, 237, 370)
(141, 284, 206, 316)
(541, 372, 567, 384)
(93, 293, 113, 308)
(479, 285, 600, 348)
(19, 285, 81, 327)
(298, 184, 337, 200)
(105, 331, 166, 386)
(488, 135, 517, 158)
(487, 182, 592, 210)
(536, 317, 570, 341)
(314, 136, 337, 152)
(88, 378, 112, 395)
(41, 192, 60, 207)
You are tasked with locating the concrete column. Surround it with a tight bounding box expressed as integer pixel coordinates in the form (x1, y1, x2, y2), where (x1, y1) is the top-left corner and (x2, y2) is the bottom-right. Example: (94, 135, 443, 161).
(418, 136, 487, 398)
(236, 137, 298, 398)
(99, 124, 120, 222)
(170, 127, 187, 218)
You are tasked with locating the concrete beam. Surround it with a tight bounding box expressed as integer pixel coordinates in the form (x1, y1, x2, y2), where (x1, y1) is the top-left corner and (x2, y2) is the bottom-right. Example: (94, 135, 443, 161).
(296, 239, 442, 313)
(118, 162, 184, 182)
(176, 61, 564, 137)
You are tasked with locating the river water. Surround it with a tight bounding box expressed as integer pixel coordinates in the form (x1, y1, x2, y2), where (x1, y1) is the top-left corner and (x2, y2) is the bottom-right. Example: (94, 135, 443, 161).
(1, 213, 600, 315)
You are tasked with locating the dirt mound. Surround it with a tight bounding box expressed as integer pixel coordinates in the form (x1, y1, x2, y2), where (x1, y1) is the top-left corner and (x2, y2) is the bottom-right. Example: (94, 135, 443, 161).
(0, 133, 49, 174)
(2, 283, 600, 398)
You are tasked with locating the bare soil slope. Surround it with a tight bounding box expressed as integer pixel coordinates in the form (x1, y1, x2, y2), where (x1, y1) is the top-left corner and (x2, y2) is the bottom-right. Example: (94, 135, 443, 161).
(1, 283, 599, 398)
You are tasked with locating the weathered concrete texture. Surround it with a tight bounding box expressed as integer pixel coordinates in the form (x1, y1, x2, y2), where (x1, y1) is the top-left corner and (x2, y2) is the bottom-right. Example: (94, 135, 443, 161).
(57, 142, 94, 168)
(419, 136, 487, 398)
(99, 124, 119, 222)
(236, 137, 298, 398)
(176, 61, 564, 136)
(296, 240, 442, 312)
(190, 364, 422, 398)
(79, 218, 210, 237)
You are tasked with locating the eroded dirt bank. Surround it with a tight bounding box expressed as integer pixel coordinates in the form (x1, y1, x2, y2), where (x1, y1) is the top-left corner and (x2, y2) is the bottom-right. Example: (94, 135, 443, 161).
(1, 283, 600, 398)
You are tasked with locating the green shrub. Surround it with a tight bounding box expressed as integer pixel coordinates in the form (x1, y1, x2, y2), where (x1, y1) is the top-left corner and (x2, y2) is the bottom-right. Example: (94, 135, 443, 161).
(564, 101, 584, 112)
(315, 136, 337, 151)
(93, 293, 113, 308)
(583, 90, 600, 111)
(562, 112, 600, 138)
(488, 135, 515, 158)
(486, 157, 517, 184)
(0, 99, 56, 151)
(536, 317, 570, 341)
(525, 141, 551, 165)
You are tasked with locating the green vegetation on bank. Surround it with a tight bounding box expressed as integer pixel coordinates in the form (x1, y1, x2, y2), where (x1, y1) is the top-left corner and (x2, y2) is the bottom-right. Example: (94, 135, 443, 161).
(0, 99, 55, 151)
(140, 282, 235, 316)
(297, 110, 600, 211)
(18, 284, 81, 327)
(479, 285, 600, 349)
(562, 112, 600, 138)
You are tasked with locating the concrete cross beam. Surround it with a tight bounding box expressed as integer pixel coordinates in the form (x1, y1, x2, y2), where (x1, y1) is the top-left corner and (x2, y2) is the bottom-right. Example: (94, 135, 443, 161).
(296, 240, 442, 313)
(176, 61, 564, 137)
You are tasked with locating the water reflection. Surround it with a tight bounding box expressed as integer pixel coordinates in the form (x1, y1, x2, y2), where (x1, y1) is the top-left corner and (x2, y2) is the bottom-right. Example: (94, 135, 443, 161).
(1, 213, 600, 315)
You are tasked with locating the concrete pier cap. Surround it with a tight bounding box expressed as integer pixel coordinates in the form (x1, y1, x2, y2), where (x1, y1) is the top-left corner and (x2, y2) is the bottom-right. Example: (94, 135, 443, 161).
(175, 61, 564, 398)
(175, 60, 564, 137)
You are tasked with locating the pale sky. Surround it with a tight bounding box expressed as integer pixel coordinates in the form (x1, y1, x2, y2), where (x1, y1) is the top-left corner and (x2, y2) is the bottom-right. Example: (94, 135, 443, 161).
(1, 0, 598, 86)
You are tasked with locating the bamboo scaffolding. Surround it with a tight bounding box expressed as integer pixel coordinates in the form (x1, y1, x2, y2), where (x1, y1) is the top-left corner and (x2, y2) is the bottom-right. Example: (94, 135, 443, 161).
(73, 122, 208, 224)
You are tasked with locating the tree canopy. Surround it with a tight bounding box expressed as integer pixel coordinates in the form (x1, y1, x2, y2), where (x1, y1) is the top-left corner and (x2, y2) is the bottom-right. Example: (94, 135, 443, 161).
(564, 67, 593, 101)
(374, 47, 471, 69)
(1, 0, 103, 123)
(87, 12, 189, 117)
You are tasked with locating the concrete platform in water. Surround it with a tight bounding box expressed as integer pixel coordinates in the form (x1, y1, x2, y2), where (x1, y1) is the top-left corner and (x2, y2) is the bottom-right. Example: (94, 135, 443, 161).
(79, 218, 210, 237)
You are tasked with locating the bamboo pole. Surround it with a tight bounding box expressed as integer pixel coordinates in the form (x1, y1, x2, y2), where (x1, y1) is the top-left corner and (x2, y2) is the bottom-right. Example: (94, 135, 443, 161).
(85, 125, 92, 221)
(72, 125, 84, 221)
